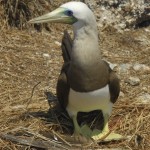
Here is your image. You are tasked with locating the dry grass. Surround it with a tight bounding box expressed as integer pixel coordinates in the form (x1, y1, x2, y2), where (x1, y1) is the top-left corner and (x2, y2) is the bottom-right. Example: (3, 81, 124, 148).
(0, 1, 150, 150)
(0, 0, 69, 30)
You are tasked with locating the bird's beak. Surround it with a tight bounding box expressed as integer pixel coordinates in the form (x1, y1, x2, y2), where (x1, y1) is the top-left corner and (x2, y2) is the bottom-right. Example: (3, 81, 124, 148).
(29, 7, 77, 24)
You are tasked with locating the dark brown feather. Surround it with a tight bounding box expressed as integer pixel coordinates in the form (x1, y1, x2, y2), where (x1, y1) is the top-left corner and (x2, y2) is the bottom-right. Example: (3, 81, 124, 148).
(68, 60, 110, 92)
(56, 63, 70, 109)
(108, 70, 120, 103)
(56, 30, 72, 109)
(61, 30, 73, 62)
(57, 30, 120, 111)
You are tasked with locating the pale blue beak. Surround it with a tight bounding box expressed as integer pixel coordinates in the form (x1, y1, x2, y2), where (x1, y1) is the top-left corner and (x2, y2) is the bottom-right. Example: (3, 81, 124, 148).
(29, 7, 77, 24)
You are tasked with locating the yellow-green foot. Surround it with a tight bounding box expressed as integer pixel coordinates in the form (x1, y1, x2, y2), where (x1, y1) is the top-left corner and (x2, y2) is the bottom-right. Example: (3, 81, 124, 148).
(104, 132, 123, 141)
(73, 124, 93, 143)
(80, 124, 93, 137)
(73, 125, 93, 143)
(92, 129, 123, 141)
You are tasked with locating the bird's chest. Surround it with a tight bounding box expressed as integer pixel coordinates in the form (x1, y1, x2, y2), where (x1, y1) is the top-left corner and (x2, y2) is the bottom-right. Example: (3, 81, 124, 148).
(66, 85, 111, 117)
(68, 62, 109, 92)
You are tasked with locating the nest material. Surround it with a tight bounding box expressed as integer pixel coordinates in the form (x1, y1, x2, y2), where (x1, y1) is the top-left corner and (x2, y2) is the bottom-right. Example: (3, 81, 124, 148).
(0, 24, 150, 149)
(0, 0, 150, 149)
(0, 0, 53, 30)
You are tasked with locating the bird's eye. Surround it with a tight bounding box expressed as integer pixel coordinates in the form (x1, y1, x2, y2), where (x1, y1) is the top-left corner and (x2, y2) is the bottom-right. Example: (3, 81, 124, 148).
(65, 10, 73, 16)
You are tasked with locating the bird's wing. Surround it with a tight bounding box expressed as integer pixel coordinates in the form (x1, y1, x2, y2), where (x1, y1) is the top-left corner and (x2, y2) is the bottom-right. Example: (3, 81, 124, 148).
(108, 68, 120, 103)
(56, 63, 70, 109)
(101, 60, 120, 104)
(61, 30, 73, 62)
(56, 30, 72, 109)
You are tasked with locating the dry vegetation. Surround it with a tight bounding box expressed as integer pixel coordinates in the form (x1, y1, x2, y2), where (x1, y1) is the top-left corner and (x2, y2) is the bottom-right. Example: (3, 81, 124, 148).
(0, 0, 150, 149)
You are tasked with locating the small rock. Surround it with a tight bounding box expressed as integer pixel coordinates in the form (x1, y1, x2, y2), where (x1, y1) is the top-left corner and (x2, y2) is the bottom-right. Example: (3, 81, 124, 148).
(144, 28, 150, 32)
(43, 53, 50, 58)
(118, 63, 132, 73)
(125, 76, 140, 86)
(142, 87, 148, 92)
(54, 41, 61, 46)
(137, 93, 150, 104)
(133, 63, 150, 72)
(119, 91, 125, 97)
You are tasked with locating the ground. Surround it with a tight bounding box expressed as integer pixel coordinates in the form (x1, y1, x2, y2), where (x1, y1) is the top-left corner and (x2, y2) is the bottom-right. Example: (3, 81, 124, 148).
(0, 8, 150, 150)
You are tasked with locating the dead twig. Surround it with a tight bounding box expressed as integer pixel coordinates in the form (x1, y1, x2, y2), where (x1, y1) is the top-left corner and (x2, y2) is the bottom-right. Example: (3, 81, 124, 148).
(0, 133, 68, 149)
(26, 81, 41, 109)
(52, 130, 72, 147)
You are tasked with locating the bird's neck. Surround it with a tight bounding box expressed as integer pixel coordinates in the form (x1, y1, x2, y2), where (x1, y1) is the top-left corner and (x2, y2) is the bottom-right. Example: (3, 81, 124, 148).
(71, 21, 101, 66)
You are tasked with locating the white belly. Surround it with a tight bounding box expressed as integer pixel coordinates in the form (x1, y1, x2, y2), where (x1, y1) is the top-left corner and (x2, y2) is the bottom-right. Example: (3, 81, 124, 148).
(66, 84, 113, 117)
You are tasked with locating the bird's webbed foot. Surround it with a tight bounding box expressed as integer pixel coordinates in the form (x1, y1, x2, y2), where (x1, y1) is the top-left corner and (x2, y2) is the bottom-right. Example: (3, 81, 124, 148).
(92, 112, 123, 141)
(73, 124, 93, 143)
(92, 129, 123, 141)
(72, 116, 93, 143)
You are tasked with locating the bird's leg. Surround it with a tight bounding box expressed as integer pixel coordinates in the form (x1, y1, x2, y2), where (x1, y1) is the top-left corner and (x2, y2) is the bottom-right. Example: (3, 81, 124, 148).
(92, 112, 109, 140)
(102, 113, 110, 133)
(72, 115, 81, 134)
(92, 112, 123, 141)
(72, 115, 92, 140)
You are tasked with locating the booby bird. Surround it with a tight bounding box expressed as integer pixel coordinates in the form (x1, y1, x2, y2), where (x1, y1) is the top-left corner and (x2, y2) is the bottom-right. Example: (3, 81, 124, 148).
(29, 2, 122, 141)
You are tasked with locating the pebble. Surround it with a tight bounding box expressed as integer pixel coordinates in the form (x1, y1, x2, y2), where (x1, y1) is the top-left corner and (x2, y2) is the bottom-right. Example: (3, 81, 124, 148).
(125, 76, 140, 86)
(43, 53, 50, 58)
(54, 41, 61, 46)
(118, 63, 132, 73)
(133, 63, 150, 72)
(119, 91, 125, 98)
(142, 87, 148, 92)
(137, 93, 150, 104)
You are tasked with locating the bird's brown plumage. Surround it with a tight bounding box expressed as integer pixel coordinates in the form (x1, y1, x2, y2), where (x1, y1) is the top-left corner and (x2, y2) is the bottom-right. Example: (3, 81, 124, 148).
(56, 30, 120, 110)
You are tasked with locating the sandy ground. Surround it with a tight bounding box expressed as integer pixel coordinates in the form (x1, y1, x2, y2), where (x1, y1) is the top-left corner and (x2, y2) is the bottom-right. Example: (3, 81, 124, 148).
(0, 8, 150, 150)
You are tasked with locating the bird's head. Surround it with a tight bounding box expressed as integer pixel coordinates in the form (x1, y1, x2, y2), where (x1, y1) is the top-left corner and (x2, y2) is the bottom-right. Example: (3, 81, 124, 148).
(29, 2, 96, 27)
